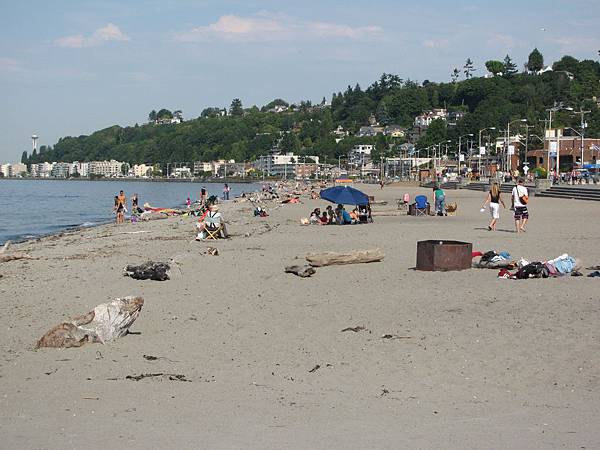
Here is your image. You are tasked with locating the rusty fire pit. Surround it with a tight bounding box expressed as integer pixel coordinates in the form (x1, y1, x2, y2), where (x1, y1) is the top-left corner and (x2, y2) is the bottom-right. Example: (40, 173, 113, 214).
(416, 240, 472, 271)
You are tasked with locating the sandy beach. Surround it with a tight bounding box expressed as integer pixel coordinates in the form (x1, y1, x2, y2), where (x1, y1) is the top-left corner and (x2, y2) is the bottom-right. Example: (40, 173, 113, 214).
(1, 183, 599, 449)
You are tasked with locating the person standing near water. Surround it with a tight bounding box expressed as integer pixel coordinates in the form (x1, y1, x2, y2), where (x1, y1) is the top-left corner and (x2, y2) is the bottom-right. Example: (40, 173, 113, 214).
(481, 182, 505, 231)
(116, 190, 126, 224)
(223, 183, 230, 200)
(200, 187, 207, 205)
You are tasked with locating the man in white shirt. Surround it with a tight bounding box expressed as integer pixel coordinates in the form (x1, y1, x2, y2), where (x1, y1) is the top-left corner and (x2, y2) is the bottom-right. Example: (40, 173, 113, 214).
(511, 178, 529, 233)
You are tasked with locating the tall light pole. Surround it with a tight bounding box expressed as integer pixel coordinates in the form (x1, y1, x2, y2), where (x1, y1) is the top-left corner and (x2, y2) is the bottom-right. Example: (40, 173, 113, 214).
(457, 134, 473, 174)
(572, 108, 591, 167)
(506, 119, 527, 175)
(545, 104, 573, 178)
(478, 127, 495, 178)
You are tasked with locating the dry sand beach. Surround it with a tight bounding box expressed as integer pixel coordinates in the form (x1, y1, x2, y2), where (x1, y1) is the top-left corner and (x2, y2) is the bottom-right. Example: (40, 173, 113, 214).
(1, 184, 600, 449)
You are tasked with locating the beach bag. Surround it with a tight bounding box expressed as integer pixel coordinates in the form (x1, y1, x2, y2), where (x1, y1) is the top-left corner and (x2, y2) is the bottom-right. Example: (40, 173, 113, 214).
(515, 262, 548, 279)
(517, 186, 528, 204)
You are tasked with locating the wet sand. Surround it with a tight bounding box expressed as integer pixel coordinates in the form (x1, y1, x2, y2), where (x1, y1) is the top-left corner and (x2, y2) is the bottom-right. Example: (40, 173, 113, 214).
(1, 184, 599, 449)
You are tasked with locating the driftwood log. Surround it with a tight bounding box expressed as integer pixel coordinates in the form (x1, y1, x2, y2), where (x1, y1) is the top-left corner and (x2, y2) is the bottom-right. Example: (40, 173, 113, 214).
(285, 265, 316, 277)
(0, 241, 34, 263)
(36, 296, 144, 348)
(306, 249, 384, 267)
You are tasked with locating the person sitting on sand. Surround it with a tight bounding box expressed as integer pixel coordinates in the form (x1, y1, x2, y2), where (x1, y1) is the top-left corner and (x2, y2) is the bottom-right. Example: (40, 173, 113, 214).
(326, 205, 335, 224)
(196, 204, 228, 239)
(319, 211, 329, 225)
(349, 208, 359, 222)
(309, 208, 321, 224)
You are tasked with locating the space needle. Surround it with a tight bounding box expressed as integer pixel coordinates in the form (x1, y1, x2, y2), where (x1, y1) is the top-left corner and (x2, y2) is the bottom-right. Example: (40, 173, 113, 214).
(32, 134, 38, 151)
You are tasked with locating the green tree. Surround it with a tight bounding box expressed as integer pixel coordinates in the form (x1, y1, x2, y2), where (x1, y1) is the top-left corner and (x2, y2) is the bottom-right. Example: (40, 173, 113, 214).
(230, 98, 243, 116)
(156, 109, 172, 120)
(463, 58, 475, 79)
(201, 107, 222, 118)
(21, 150, 28, 164)
(148, 110, 157, 122)
(121, 163, 129, 176)
(376, 100, 390, 124)
(451, 68, 460, 83)
(485, 60, 504, 76)
(527, 48, 544, 73)
(503, 55, 518, 76)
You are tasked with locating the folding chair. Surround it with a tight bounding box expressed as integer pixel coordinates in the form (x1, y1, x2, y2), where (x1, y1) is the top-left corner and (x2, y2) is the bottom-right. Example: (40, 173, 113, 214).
(203, 215, 223, 240)
(357, 204, 373, 223)
(413, 195, 429, 216)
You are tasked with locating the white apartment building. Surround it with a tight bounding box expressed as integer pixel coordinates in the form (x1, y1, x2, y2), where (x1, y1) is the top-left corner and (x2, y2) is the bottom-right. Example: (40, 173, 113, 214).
(0, 164, 10, 177)
(89, 160, 123, 177)
(50, 162, 70, 178)
(131, 163, 151, 177)
(31, 162, 54, 178)
(414, 108, 448, 127)
(69, 161, 89, 177)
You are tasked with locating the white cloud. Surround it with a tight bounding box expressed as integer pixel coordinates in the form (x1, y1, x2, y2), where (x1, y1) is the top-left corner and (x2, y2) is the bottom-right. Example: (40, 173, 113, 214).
(55, 23, 129, 48)
(0, 57, 20, 72)
(422, 38, 449, 49)
(174, 14, 382, 43)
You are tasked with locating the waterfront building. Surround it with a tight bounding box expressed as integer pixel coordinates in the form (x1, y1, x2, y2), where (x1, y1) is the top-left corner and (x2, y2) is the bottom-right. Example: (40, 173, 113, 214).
(88, 160, 123, 177)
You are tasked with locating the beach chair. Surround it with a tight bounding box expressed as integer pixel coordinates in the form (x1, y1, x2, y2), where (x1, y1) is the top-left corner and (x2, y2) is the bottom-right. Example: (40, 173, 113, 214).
(203, 215, 223, 240)
(413, 195, 429, 217)
(358, 204, 372, 223)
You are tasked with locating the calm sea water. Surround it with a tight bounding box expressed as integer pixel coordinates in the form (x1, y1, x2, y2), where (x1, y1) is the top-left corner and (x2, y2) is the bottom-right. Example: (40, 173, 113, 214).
(0, 179, 260, 245)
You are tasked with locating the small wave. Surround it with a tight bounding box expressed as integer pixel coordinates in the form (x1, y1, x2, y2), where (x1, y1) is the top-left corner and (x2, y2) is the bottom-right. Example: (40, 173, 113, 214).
(80, 222, 96, 227)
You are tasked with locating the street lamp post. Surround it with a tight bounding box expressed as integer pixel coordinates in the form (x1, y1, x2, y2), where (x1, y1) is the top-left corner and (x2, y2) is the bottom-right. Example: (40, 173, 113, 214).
(478, 127, 495, 178)
(457, 134, 473, 175)
(545, 104, 573, 179)
(572, 109, 591, 167)
(506, 119, 527, 175)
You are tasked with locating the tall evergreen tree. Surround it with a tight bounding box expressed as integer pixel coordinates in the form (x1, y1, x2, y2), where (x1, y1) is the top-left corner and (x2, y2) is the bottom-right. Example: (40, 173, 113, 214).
(527, 48, 544, 73)
(503, 55, 518, 76)
(230, 98, 243, 116)
(451, 68, 460, 83)
(21, 150, 28, 164)
(463, 58, 475, 79)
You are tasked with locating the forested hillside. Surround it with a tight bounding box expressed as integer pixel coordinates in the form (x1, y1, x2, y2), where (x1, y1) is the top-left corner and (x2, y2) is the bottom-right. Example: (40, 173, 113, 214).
(24, 53, 600, 165)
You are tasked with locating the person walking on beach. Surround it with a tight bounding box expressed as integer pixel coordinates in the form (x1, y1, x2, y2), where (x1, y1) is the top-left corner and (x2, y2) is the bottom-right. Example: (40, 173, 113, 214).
(511, 178, 529, 233)
(223, 183, 230, 200)
(481, 182, 505, 231)
(200, 187, 207, 205)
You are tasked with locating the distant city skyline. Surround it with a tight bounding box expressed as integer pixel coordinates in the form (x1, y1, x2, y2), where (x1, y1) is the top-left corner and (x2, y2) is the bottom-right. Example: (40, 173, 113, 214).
(1, 0, 599, 161)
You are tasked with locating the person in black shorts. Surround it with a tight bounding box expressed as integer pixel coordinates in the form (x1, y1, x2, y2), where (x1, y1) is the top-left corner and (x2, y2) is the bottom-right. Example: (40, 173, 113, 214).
(511, 178, 529, 233)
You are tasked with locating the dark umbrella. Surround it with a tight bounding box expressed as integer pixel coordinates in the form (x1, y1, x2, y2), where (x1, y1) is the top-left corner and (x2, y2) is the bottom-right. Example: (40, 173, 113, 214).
(319, 186, 369, 205)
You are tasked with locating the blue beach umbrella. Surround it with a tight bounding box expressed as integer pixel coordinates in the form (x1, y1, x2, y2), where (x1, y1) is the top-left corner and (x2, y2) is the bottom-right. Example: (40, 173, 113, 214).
(319, 185, 369, 205)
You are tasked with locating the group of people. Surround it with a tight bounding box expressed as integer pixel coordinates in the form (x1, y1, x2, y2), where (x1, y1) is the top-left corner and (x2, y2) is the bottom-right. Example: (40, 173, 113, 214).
(112, 191, 142, 224)
(309, 204, 369, 225)
(481, 178, 529, 233)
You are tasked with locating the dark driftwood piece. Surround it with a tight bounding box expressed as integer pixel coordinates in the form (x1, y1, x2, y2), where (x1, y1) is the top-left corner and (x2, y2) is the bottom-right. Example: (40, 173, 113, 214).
(36, 296, 144, 348)
(124, 261, 170, 281)
(285, 265, 316, 278)
(306, 249, 384, 267)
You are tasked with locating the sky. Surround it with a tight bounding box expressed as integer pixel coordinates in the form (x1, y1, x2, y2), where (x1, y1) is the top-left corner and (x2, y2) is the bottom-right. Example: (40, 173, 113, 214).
(1, 0, 599, 162)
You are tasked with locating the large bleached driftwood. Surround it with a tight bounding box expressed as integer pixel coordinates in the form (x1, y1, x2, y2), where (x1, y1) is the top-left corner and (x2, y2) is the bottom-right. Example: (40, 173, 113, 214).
(36, 296, 144, 349)
(0, 241, 34, 263)
(305, 249, 384, 267)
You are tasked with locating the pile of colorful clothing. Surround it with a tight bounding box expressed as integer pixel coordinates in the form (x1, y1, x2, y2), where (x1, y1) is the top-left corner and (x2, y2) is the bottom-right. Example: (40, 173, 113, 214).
(498, 254, 581, 279)
(472, 250, 515, 269)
